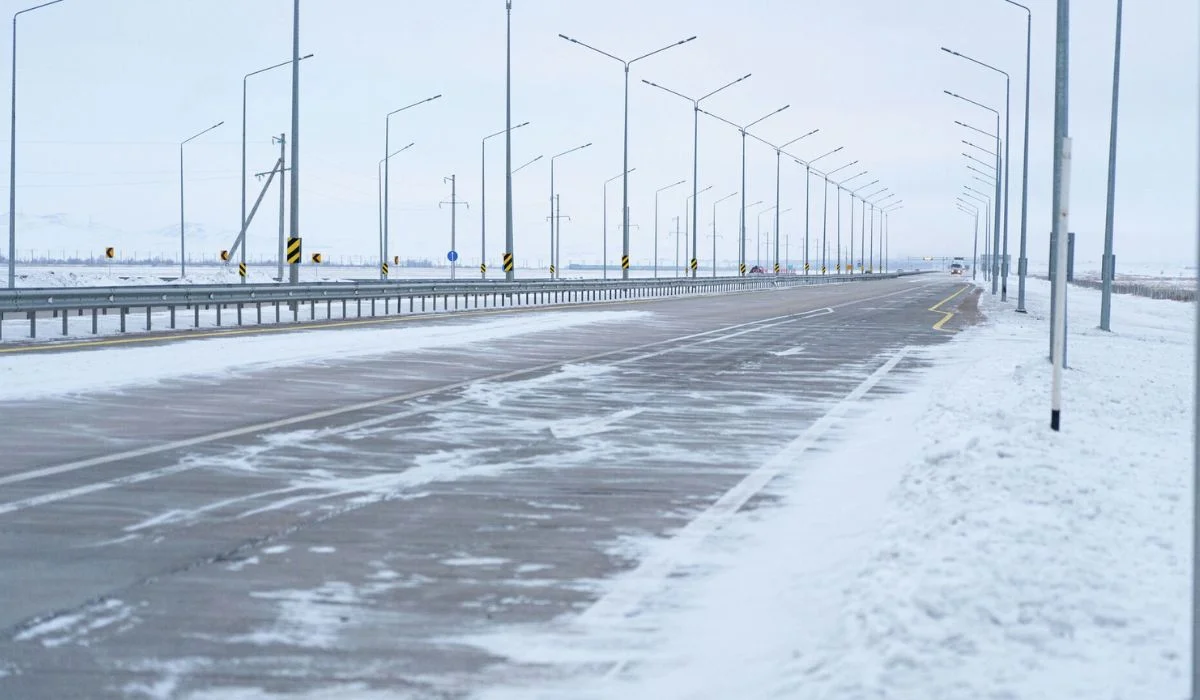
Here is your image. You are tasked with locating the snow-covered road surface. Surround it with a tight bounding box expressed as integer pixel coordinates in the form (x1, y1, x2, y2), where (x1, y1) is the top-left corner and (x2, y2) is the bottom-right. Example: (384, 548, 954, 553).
(473, 278, 1191, 700)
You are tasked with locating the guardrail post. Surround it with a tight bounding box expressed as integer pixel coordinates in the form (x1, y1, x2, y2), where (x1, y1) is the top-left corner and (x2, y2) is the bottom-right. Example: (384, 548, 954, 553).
(257, 303, 262, 325)
(28, 311, 35, 339)
(147, 306, 153, 331)
(194, 305, 201, 328)
(371, 298, 376, 317)
(236, 303, 243, 327)
(170, 306, 176, 329)
(119, 307, 127, 334)
(310, 300, 315, 321)
(92, 308, 99, 334)
(216, 304, 223, 327)
(62, 310, 68, 336)
(292, 300, 299, 323)
(275, 302, 281, 323)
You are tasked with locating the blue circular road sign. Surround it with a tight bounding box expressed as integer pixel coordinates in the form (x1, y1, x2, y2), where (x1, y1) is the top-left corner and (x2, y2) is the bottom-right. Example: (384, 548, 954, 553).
(447, 250, 459, 262)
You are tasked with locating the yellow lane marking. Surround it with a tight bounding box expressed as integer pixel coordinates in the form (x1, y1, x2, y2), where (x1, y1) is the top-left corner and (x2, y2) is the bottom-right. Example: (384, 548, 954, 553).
(928, 284, 970, 332)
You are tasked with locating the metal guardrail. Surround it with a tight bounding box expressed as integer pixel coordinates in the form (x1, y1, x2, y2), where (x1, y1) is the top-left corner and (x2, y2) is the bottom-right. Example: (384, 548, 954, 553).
(0, 273, 904, 341)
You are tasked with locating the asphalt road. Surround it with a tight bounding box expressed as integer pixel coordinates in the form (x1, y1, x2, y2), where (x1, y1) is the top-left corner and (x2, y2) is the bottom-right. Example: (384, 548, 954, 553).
(0, 275, 975, 698)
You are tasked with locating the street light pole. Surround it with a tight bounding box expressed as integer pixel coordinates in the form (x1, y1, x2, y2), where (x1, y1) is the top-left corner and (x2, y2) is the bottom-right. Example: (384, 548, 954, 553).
(1099, 0, 1123, 331)
(944, 48, 1011, 299)
(745, 128, 820, 274)
(551, 142, 592, 278)
(643, 74, 752, 278)
(882, 202, 903, 273)
(713, 191, 738, 276)
(561, 33, 697, 280)
(814, 159, 858, 274)
(288, 0, 301, 286)
(505, 1, 514, 280)
(957, 199, 980, 279)
(383, 94, 441, 279)
(179, 121, 224, 280)
(946, 89, 1003, 294)
(378, 143, 414, 276)
(848, 179, 878, 274)
(8, 0, 64, 289)
(696, 105, 791, 276)
(481, 120, 530, 278)
(684, 185, 713, 277)
(602, 168, 634, 278)
(654, 179, 687, 278)
(1002, 0, 1034, 312)
(834, 170, 868, 273)
(963, 188, 992, 279)
(242, 53, 312, 285)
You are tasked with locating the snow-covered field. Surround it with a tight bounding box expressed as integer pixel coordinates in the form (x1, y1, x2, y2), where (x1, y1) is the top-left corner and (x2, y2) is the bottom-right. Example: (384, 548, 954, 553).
(471, 279, 1194, 699)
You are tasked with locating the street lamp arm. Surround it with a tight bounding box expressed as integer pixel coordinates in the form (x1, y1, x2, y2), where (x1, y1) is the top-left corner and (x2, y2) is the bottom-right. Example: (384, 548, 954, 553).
(696, 106, 743, 132)
(14, 0, 64, 20)
(964, 152, 997, 170)
(559, 34, 625, 64)
(630, 36, 697, 65)
(967, 163, 997, 181)
(825, 159, 860, 177)
(780, 129, 819, 149)
(380, 142, 415, 164)
(605, 167, 635, 185)
(715, 191, 739, 205)
(247, 53, 313, 81)
(388, 94, 442, 119)
(941, 46, 1010, 79)
(744, 129, 778, 151)
(512, 154, 544, 174)
(837, 170, 869, 187)
(642, 79, 695, 103)
(851, 179, 880, 195)
(956, 120, 998, 139)
(809, 145, 845, 165)
(182, 121, 224, 145)
(745, 104, 789, 130)
(944, 89, 1000, 118)
(963, 139, 998, 157)
(552, 142, 592, 160)
(699, 73, 751, 102)
(484, 120, 531, 143)
(657, 179, 687, 194)
(964, 186, 991, 200)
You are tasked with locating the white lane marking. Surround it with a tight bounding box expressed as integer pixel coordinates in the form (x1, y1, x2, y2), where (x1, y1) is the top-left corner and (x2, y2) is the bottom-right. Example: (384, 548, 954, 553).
(579, 348, 909, 637)
(0, 282, 940, 513)
(771, 346, 805, 357)
(550, 408, 646, 440)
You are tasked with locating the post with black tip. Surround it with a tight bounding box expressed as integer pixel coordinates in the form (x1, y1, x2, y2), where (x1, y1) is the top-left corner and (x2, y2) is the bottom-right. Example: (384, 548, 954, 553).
(1049, 0, 1070, 432)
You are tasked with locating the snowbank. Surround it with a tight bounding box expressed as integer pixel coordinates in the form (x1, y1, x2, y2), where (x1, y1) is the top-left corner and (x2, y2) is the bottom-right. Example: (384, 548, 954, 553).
(475, 278, 1193, 699)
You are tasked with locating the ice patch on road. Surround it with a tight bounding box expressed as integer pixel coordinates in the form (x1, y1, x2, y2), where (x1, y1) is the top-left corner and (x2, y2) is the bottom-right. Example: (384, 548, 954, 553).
(14, 599, 139, 648)
(0, 310, 650, 401)
(442, 556, 510, 567)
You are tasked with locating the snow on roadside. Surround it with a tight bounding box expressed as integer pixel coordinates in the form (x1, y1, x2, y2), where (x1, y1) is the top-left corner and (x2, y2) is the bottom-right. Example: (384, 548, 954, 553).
(473, 279, 1192, 699)
(0, 310, 648, 402)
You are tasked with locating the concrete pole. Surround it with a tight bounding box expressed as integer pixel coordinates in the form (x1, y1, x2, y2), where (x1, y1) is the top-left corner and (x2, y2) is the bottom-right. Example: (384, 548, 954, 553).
(288, 0, 300, 287)
(1099, 0, 1123, 331)
(1049, 0, 1070, 430)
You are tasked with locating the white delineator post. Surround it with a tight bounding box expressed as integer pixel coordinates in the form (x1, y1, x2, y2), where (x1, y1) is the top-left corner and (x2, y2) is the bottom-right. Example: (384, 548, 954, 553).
(1050, 137, 1071, 431)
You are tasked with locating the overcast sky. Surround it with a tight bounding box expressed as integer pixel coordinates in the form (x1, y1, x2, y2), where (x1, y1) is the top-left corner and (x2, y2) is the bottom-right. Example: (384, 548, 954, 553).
(4, 0, 1197, 268)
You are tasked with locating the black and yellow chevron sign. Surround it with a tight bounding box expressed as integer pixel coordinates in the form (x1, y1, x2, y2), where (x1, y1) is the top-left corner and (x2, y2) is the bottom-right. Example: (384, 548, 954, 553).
(238, 262, 247, 278)
(503, 252, 514, 273)
(549, 264, 556, 275)
(821, 265, 827, 274)
(480, 262, 487, 275)
(690, 258, 698, 271)
(621, 255, 630, 270)
(311, 253, 323, 264)
(220, 249, 230, 262)
(739, 263, 746, 275)
(804, 262, 810, 272)
(286, 237, 302, 264)
(381, 262, 390, 276)
(104, 247, 115, 259)
(774, 263, 780, 273)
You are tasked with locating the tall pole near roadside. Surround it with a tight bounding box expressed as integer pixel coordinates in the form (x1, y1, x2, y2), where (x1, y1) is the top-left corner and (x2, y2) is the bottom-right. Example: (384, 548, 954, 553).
(1099, 0, 1123, 331)
(643, 74, 752, 278)
(8, 0, 64, 288)
(562, 33, 697, 280)
(505, 1, 515, 280)
(1004, 0, 1034, 313)
(288, 0, 301, 286)
(179, 121, 224, 280)
(1049, 0, 1070, 431)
